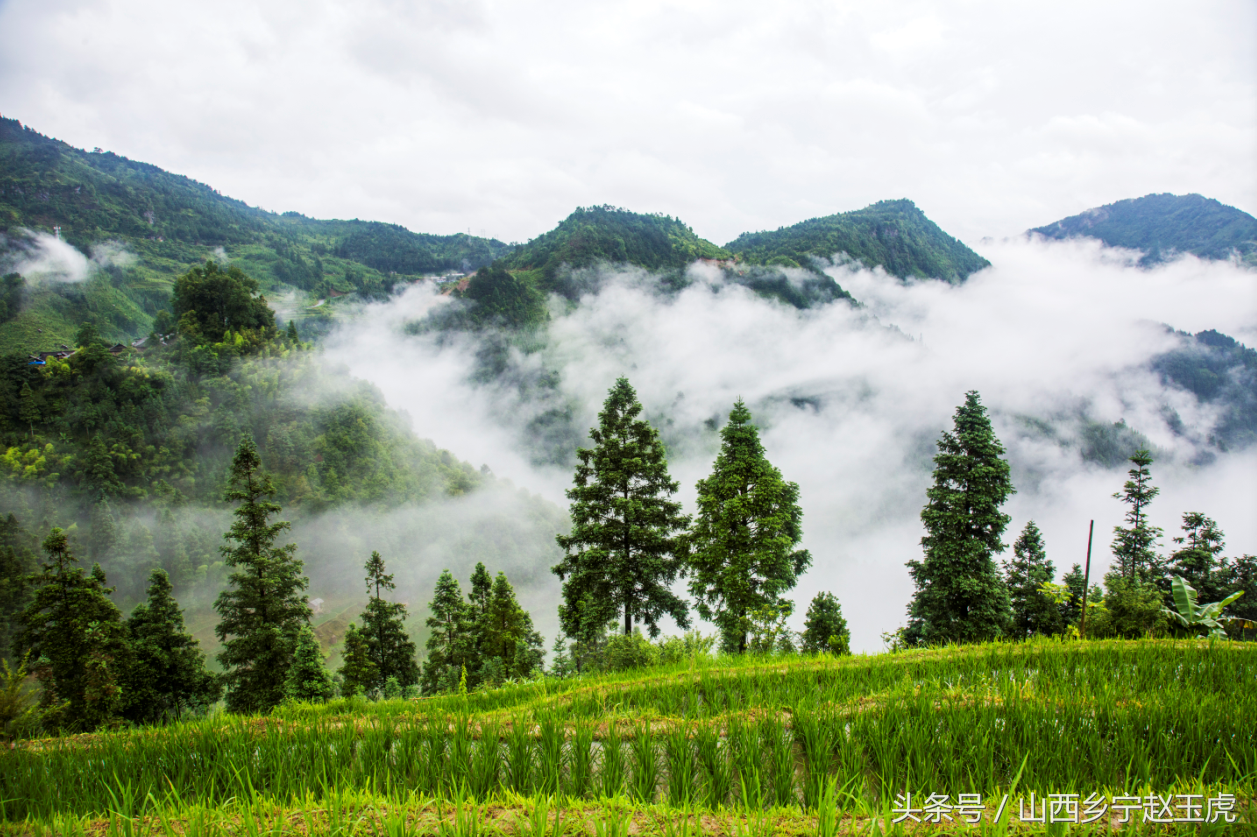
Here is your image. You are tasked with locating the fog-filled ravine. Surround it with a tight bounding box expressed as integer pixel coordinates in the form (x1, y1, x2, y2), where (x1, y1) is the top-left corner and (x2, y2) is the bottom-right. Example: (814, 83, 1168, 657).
(317, 236, 1257, 653)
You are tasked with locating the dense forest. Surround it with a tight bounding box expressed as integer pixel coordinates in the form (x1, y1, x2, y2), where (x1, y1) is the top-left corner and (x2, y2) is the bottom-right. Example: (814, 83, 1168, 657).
(724, 199, 992, 283)
(1029, 193, 1257, 266)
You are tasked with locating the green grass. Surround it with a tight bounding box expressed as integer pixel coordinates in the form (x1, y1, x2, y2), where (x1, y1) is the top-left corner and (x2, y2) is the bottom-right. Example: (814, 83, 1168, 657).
(1, 639, 1253, 834)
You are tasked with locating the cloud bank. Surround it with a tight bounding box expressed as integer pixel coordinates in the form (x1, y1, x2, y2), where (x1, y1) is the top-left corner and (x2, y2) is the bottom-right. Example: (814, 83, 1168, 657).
(321, 238, 1257, 652)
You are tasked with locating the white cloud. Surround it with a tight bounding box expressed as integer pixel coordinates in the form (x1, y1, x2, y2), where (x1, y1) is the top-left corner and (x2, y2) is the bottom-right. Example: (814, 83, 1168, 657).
(322, 239, 1257, 652)
(0, 0, 1252, 245)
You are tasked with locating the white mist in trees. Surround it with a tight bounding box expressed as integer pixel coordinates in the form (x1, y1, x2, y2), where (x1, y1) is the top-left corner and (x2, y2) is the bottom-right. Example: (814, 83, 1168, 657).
(688, 400, 810, 654)
(553, 377, 690, 639)
(214, 437, 311, 714)
(906, 391, 1014, 646)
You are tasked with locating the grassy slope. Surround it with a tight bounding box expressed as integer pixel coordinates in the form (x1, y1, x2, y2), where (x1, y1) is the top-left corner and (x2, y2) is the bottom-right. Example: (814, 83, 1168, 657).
(0, 116, 511, 354)
(1029, 193, 1257, 266)
(2, 640, 1253, 834)
(725, 200, 991, 284)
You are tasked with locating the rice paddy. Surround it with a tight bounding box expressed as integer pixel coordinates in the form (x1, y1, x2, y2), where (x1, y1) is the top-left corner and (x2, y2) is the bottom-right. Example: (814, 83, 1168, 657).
(1, 639, 1253, 835)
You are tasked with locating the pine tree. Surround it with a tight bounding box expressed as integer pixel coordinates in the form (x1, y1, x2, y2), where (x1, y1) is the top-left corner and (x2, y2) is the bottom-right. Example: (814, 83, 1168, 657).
(1168, 513, 1225, 600)
(421, 569, 469, 694)
(359, 552, 419, 690)
(0, 515, 36, 664)
(18, 382, 38, 440)
(284, 624, 334, 703)
(480, 572, 544, 684)
(688, 400, 811, 654)
(1002, 521, 1063, 639)
(214, 437, 311, 714)
(1110, 449, 1162, 580)
(17, 528, 128, 730)
(800, 591, 850, 655)
(554, 377, 691, 639)
(905, 391, 1014, 646)
(122, 569, 220, 724)
(337, 623, 377, 697)
(286, 320, 300, 344)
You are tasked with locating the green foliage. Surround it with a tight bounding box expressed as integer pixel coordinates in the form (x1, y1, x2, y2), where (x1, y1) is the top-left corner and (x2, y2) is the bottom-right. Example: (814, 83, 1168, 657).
(421, 569, 470, 695)
(171, 261, 276, 345)
(213, 437, 311, 714)
(800, 591, 850, 655)
(1002, 521, 1063, 638)
(458, 264, 546, 329)
(16, 527, 127, 731)
(335, 623, 377, 697)
(554, 378, 690, 639)
(726, 199, 990, 283)
(0, 652, 41, 741)
(359, 551, 419, 690)
(906, 391, 1014, 646)
(1030, 192, 1257, 266)
(499, 206, 730, 296)
(1110, 449, 1162, 580)
(1162, 574, 1247, 639)
(602, 630, 660, 672)
(476, 572, 544, 685)
(1095, 572, 1168, 638)
(121, 568, 220, 724)
(0, 513, 37, 662)
(284, 624, 334, 703)
(688, 400, 810, 655)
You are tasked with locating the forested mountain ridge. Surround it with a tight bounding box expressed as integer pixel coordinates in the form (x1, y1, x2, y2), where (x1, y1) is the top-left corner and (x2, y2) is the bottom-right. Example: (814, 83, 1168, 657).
(1029, 193, 1257, 267)
(0, 115, 510, 350)
(725, 199, 991, 284)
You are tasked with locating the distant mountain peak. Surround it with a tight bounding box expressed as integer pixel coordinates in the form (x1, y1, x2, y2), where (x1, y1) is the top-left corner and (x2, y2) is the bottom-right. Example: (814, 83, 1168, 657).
(1029, 193, 1257, 267)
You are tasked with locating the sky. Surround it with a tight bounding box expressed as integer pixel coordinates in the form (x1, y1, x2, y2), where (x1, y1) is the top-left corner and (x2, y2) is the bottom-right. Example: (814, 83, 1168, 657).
(1, 0, 1254, 246)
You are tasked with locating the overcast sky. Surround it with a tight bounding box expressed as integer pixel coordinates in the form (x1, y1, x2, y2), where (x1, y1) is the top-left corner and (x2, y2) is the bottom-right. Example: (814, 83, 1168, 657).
(1, 0, 1254, 246)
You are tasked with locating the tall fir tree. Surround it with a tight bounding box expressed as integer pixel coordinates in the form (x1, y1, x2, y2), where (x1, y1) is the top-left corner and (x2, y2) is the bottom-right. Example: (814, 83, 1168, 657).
(284, 624, 335, 703)
(1002, 521, 1063, 639)
(554, 378, 690, 639)
(121, 569, 220, 724)
(905, 391, 1014, 646)
(17, 528, 128, 730)
(214, 437, 311, 714)
(1110, 449, 1162, 580)
(800, 591, 850, 655)
(421, 569, 469, 694)
(688, 400, 811, 654)
(359, 551, 419, 690)
(0, 514, 37, 663)
(479, 572, 544, 684)
(337, 623, 378, 697)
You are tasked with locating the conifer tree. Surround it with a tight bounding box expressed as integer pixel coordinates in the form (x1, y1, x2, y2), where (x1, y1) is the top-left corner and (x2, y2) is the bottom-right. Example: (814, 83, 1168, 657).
(688, 400, 810, 654)
(284, 624, 334, 703)
(214, 437, 311, 714)
(800, 591, 850, 655)
(0, 515, 36, 664)
(554, 377, 690, 639)
(121, 569, 220, 724)
(421, 569, 469, 694)
(1168, 513, 1226, 600)
(337, 623, 377, 697)
(18, 382, 38, 439)
(17, 528, 128, 730)
(1110, 449, 1162, 580)
(480, 572, 544, 684)
(1002, 521, 1063, 638)
(905, 391, 1014, 646)
(359, 551, 419, 690)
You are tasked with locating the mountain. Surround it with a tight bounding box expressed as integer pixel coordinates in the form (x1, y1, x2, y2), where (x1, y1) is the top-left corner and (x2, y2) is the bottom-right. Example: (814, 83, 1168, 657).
(0, 115, 511, 350)
(1029, 193, 1257, 267)
(725, 199, 990, 284)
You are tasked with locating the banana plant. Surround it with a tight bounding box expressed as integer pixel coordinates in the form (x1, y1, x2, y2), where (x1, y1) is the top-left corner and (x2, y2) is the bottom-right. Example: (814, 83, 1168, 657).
(1162, 575, 1247, 639)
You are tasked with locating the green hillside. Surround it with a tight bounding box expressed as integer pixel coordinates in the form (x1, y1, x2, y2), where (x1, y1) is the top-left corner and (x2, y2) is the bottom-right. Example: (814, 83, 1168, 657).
(725, 199, 991, 283)
(0, 115, 510, 352)
(1030, 193, 1257, 266)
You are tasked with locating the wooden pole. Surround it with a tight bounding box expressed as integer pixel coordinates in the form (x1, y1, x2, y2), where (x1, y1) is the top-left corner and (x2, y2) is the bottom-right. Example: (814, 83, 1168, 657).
(1080, 520, 1094, 639)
